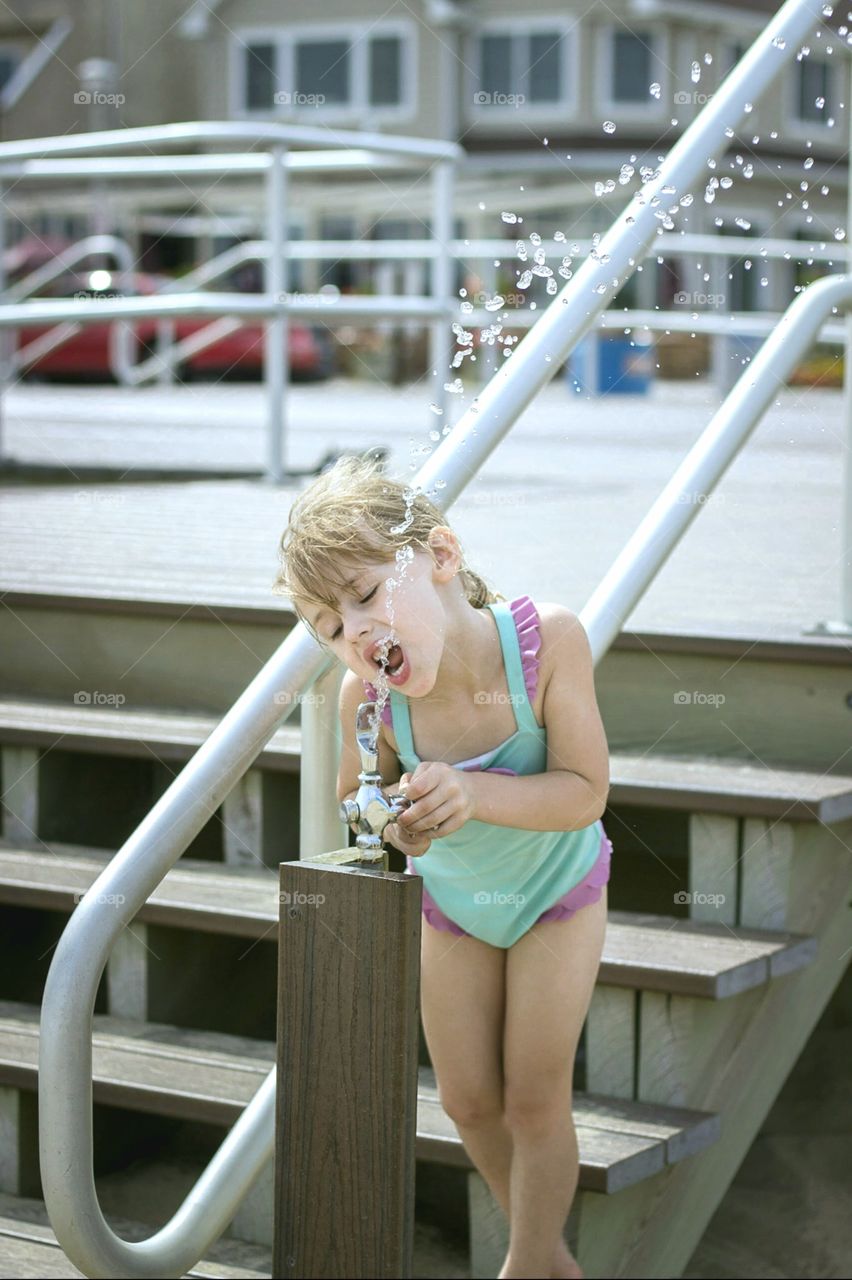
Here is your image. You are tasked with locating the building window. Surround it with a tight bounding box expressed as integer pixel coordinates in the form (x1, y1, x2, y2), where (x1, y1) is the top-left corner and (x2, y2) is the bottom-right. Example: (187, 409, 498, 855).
(611, 30, 654, 103)
(528, 33, 562, 103)
(480, 34, 512, 96)
(244, 43, 276, 110)
(237, 27, 409, 115)
(296, 39, 350, 104)
(796, 57, 833, 124)
(369, 36, 401, 106)
(474, 27, 568, 107)
(719, 223, 758, 311)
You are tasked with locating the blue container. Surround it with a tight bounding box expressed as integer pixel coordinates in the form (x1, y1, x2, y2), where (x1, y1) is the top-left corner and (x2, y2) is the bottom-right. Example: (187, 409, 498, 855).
(566, 333, 654, 395)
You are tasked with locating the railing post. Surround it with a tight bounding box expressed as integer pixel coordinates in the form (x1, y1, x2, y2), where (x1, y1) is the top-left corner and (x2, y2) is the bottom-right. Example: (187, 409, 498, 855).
(299, 661, 347, 859)
(429, 158, 454, 426)
(266, 143, 288, 484)
(274, 860, 421, 1278)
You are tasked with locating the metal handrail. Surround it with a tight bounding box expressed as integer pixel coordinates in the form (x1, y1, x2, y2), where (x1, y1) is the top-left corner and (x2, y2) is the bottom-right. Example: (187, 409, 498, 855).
(18, 0, 827, 1274)
(0, 123, 461, 478)
(6, 235, 134, 373)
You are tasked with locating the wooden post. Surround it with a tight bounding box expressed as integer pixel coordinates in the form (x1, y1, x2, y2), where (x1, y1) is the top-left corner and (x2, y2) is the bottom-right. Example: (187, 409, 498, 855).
(274, 858, 422, 1279)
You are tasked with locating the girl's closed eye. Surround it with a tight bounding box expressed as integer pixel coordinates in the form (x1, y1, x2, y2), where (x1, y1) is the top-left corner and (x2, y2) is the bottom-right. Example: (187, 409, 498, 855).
(330, 584, 377, 641)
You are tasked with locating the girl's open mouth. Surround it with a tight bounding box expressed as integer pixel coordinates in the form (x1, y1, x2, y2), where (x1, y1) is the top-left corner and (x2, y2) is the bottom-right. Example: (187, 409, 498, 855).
(375, 643, 409, 685)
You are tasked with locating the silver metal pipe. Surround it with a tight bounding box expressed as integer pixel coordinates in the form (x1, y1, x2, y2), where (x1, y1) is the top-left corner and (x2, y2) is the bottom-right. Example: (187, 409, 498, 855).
(265, 144, 288, 483)
(0, 292, 452, 324)
(0, 120, 463, 163)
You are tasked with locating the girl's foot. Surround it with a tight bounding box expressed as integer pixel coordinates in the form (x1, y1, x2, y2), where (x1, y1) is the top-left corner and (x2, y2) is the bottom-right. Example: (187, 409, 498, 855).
(551, 1238, 583, 1279)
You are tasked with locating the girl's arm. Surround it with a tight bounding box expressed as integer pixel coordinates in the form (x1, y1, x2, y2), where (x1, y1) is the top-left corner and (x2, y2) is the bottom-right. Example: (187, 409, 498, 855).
(396, 607, 610, 838)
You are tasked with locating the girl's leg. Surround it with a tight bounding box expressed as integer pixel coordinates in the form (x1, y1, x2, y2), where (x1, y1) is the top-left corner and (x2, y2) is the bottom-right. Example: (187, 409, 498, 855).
(501, 888, 609, 1280)
(419, 919, 513, 1217)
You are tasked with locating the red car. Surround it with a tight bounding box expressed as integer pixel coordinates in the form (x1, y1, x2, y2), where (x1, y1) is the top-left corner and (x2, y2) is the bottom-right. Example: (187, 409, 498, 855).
(14, 270, 335, 382)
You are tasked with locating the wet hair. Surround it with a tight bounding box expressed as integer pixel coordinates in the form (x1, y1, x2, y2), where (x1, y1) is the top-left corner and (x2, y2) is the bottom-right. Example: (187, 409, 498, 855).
(273, 454, 504, 639)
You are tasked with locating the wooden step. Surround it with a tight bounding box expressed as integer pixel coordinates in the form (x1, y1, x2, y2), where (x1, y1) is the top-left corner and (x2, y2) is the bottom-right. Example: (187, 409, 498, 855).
(0, 698, 301, 772)
(0, 1189, 272, 1278)
(0, 1000, 719, 1196)
(2, 696, 852, 819)
(0, 842, 816, 998)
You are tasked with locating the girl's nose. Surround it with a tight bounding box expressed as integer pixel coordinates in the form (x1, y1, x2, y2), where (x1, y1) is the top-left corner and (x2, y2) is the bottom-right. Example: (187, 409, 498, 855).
(342, 607, 369, 646)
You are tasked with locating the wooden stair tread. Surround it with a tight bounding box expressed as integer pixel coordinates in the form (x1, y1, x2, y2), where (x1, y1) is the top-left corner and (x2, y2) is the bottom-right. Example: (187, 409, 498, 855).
(0, 842, 816, 997)
(0, 1190, 272, 1278)
(0, 1000, 717, 1195)
(606, 750, 852, 822)
(0, 697, 301, 771)
(1, 695, 851, 817)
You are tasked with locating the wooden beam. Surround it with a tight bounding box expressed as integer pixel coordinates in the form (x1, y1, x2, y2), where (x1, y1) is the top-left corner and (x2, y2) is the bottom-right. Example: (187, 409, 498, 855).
(274, 858, 421, 1278)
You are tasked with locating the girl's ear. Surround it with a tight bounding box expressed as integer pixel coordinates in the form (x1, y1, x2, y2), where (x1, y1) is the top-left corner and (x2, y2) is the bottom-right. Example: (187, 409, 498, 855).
(426, 526, 462, 579)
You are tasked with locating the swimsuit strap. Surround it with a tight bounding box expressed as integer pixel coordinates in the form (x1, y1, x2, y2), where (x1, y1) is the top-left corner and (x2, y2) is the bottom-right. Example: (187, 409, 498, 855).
(389, 596, 542, 762)
(487, 600, 542, 737)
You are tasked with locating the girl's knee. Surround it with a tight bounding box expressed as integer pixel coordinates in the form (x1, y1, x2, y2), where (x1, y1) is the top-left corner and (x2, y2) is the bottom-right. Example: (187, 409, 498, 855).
(503, 1073, 573, 1134)
(440, 1082, 505, 1130)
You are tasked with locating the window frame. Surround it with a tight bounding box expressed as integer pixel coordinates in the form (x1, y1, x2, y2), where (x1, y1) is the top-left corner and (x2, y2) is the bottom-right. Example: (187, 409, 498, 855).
(466, 16, 579, 122)
(230, 21, 416, 122)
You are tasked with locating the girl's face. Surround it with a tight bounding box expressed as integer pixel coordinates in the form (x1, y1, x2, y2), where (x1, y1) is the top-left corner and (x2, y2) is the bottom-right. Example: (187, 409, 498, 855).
(300, 537, 456, 696)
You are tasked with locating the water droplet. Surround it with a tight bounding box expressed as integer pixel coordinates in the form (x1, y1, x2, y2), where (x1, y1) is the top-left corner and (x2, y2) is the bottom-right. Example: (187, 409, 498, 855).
(501, 211, 518, 223)
(834, 227, 846, 240)
(517, 270, 533, 288)
(771, 35, 787, 50)
(602, 120, 616, 134)
(815, 95, 825, 109)
(720, 176, 733, 188)
(594, 283, 607, 294)
(690, 61, 701, 83)
(529, 231, 542, 246)
(429, 403, 443, 415)
(478, 201, 486, 210)
(484, 295, 505, 311)
(460, 301, 473, 314)
(429, 429, 441, 442)
(459, 287, 467, 297)
(554, 231, 566, 242)
(743, 102, 753, 113)
(649, 81, 661, 99)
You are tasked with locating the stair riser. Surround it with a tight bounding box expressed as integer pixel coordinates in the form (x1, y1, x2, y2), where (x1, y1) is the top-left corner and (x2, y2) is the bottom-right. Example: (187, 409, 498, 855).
(0, 604, 296, 715)
(597, 648, 852, 772)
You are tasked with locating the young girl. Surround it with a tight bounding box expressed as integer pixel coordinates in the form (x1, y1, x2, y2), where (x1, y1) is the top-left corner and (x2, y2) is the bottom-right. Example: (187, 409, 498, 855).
(275, 456, 612, 1280)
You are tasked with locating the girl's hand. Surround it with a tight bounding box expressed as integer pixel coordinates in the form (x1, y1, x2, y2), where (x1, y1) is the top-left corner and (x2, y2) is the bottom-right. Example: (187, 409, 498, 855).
(384, 820, 432, 858)
(392, 764, 475, 841)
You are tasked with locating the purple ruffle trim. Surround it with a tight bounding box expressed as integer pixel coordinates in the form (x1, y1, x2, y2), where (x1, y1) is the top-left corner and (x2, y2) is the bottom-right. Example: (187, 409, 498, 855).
(408, 828, 613, 938)
(507, 594, 542, 705)
(361, 595, 541, 724)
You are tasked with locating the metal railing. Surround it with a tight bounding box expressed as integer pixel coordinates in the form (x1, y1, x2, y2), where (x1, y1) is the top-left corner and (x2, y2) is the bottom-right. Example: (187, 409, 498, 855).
(0, 122, 462, 482)
(0, 0, 828, 1274)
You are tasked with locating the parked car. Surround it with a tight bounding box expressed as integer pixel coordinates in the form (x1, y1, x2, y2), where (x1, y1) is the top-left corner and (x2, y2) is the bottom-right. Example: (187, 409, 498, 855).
(15, 269, 335, 382)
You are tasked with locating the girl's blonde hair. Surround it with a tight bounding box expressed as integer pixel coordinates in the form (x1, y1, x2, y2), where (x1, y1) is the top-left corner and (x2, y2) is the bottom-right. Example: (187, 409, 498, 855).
(273, 454, 503, 635)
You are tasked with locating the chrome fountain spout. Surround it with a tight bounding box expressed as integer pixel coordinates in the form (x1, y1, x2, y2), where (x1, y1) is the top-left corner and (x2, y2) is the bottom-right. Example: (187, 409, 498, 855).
(339, 702, 411, 861)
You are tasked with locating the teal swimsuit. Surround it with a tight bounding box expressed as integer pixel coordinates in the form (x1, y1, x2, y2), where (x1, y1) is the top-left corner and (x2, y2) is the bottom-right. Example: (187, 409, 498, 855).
(367, 596, 610, 949)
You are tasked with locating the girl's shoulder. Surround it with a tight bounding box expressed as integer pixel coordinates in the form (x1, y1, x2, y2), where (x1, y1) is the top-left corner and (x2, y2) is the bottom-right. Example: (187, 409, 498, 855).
(528, 601, 589, 702)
